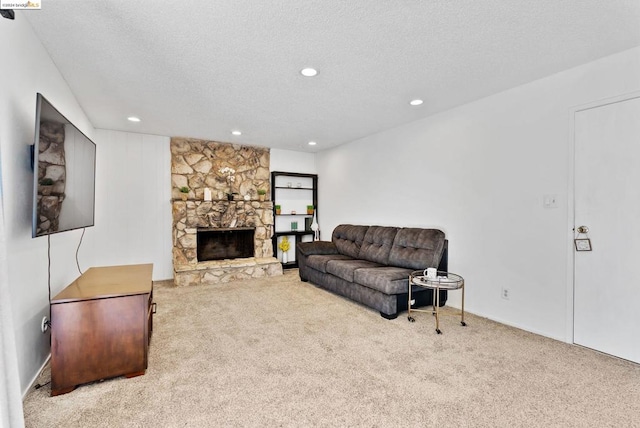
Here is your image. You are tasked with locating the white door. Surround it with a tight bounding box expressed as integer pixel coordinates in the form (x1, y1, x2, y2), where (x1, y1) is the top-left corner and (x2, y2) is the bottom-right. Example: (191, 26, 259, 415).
(574, 95, 640, 363)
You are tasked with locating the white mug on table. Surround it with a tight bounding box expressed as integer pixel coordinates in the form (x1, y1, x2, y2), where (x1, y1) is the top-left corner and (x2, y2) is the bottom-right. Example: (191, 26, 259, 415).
(424, 267, 437, 279)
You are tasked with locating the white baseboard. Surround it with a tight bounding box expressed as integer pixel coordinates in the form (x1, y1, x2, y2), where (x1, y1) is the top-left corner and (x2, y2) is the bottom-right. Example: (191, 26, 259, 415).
(22, 353, 51, 400)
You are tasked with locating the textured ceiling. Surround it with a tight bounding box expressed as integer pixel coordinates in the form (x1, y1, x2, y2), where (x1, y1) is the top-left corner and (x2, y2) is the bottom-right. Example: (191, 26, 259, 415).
(24, 1, 640, 152)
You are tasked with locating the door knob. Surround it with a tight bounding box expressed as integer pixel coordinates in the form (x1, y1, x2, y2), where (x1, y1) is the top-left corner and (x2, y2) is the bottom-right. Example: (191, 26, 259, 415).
(576, 225, 589, 234)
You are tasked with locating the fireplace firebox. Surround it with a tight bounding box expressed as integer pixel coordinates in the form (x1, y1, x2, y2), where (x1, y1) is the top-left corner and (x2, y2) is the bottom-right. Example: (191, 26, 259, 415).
(197, 227, 255, 262)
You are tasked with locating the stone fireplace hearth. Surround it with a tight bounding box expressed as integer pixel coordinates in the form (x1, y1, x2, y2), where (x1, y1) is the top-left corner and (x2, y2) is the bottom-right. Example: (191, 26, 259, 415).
(171, 138, 282, 286)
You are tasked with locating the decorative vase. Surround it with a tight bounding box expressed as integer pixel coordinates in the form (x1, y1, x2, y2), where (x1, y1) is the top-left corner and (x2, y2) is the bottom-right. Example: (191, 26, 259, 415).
(282, 251, 288, 264)
(259, 194, 265, 202)
(310, 210, 319, 240)
(227, 193, 234, 201)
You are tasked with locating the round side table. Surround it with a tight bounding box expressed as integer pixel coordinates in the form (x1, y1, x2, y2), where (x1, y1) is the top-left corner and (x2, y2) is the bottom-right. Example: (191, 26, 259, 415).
(408, 270, 465, 334)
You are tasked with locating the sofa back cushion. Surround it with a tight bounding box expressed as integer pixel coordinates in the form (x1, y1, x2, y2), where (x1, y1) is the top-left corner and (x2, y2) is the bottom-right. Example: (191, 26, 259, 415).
(332, 225, 369, 258)
(359, 226, 399, 265)
(388, 228, 445, 270)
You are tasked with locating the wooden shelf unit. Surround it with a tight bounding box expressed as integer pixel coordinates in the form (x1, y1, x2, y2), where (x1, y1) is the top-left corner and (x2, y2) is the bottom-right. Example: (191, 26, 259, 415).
(271, 171, 318, 268)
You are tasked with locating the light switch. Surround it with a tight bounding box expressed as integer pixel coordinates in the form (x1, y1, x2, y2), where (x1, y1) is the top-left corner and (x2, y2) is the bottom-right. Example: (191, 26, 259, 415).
(543, 194, 558, 209)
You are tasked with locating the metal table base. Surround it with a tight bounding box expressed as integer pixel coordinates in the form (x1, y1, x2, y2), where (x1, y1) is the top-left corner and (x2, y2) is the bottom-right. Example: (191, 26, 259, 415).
(408, 270, 465, 334)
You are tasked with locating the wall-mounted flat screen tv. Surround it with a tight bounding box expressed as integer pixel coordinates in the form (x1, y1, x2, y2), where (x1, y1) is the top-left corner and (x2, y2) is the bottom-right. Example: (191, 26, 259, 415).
(32, 93, 96, 238)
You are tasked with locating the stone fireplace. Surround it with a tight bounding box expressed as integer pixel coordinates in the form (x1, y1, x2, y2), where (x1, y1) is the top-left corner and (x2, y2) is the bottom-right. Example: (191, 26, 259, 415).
(171, 138, 282, 286)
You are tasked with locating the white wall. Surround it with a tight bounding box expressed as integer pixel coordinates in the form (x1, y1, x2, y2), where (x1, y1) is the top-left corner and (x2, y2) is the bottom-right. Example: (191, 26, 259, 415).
(270, 148, 316, 174)
(87, 130, 172, 280)
(317, 47, 640, 341)
(0, 15, 97, 396)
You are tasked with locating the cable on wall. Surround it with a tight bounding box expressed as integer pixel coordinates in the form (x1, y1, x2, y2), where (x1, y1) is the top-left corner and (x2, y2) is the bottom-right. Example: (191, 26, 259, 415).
(47, 233, 52, 304)
(44, 233, 52, 334)
(75, 228, 85, 275)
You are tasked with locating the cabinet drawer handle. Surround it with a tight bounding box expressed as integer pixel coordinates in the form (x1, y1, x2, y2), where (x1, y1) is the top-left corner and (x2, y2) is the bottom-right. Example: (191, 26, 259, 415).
(152, 302, 157, 314)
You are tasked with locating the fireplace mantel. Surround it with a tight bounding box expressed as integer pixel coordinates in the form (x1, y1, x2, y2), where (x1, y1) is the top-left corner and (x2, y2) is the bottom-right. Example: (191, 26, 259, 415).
(198, 226, 254, 232)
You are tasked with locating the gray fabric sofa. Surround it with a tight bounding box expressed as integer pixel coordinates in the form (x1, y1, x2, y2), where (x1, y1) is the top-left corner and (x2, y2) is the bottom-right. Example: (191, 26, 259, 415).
(296, 224, 448, 319)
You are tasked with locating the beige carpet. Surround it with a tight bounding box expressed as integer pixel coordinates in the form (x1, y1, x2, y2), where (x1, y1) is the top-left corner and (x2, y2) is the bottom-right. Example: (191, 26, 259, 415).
(23, 270, 640, 427)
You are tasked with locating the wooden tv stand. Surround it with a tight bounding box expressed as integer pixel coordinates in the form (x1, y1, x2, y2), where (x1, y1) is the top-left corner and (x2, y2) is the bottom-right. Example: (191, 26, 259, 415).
(50, 264, 154, 396)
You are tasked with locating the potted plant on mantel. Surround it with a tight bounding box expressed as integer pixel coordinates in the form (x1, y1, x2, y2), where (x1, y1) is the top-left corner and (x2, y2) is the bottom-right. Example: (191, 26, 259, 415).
(307, 205, 314, 215)
(257, 188, 267, 202)
(219, 166, 236, 201)
(178, 186, 189, 201)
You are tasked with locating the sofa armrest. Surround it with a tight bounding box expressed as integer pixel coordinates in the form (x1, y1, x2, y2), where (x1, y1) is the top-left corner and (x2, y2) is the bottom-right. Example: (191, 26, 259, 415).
(297, 241, 339, 257)
(297, 241, 339, 282)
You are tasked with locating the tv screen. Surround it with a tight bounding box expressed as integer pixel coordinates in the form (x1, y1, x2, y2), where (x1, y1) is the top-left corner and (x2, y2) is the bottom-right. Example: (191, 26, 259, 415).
(32, 93, 96, 238)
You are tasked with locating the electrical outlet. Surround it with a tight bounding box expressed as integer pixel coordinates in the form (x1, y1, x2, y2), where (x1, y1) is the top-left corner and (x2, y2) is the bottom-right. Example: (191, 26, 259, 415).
(501, 287, 510, 300)
(41, 316, 49, 333)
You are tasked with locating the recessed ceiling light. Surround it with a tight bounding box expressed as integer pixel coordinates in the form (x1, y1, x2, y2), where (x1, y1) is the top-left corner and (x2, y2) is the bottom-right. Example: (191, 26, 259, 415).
(409, 99, 423, 106)
(127, 116, 141, 122)
(231, 130, 242, 136)
(300, 68, 318, 77)
(308, 141, 317, 146)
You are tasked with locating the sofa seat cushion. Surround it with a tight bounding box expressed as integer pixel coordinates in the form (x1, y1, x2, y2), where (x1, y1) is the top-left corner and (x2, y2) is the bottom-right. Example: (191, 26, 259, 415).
(306, 254, 353, 273)
(354, 266, 414, 295)
(326, 259, 383, 283)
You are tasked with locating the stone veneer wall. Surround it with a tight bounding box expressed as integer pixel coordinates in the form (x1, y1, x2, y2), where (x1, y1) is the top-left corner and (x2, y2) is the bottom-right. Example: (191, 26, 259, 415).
(171, 137, 282, 286)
